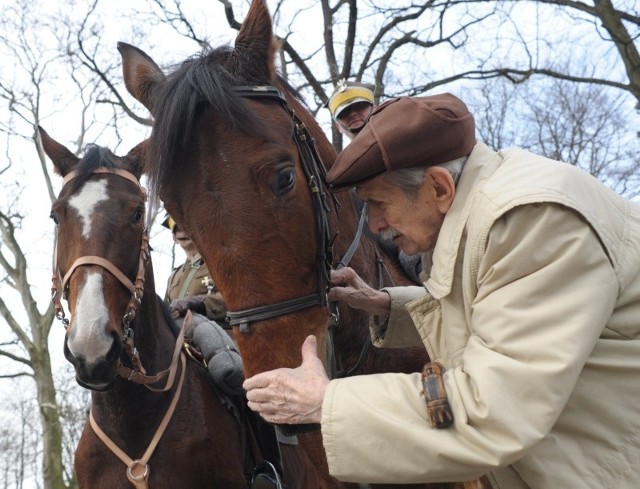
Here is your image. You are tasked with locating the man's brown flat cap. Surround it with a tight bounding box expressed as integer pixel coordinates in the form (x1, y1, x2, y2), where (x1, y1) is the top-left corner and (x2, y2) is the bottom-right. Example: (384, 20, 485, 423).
(326, 93, 476, 190)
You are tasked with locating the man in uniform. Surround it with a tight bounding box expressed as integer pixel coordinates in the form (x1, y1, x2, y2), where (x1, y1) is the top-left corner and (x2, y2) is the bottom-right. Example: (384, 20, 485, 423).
(163, 215, 227, 321)
(328, 78, 376, 140)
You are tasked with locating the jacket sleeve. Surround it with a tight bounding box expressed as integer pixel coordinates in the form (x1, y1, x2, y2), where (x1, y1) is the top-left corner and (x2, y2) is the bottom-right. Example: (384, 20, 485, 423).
(164, 268, 179, 304)
(321, 203, 618, 483)
(372, 285, 427, 348)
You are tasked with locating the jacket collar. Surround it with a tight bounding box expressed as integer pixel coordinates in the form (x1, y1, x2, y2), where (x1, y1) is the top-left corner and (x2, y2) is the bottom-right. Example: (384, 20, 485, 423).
(425, 142, 502, 299)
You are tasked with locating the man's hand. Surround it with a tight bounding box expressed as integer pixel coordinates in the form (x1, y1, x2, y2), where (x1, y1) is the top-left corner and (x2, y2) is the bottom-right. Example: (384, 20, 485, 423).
(169, 295, 207, 319)
(243, 335, 328, 425)
(328, 267, 391, 320)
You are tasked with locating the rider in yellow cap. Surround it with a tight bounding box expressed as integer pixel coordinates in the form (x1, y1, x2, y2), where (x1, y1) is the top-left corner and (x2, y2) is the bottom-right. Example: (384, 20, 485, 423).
(328, 79, 376, 140)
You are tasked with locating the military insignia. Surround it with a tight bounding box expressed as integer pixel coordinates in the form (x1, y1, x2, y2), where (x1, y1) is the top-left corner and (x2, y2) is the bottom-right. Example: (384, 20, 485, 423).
(201, 276, 214, 293)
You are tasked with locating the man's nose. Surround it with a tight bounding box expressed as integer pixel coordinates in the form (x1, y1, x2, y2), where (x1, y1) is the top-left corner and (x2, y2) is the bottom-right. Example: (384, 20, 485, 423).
(366, 206, 387, 234)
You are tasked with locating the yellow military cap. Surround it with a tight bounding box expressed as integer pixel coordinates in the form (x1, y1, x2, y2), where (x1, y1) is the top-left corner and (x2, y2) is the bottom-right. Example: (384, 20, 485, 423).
(328, 79, 376, 120)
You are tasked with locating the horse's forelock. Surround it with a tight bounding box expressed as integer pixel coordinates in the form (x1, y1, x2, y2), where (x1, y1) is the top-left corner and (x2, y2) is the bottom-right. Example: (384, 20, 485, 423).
(67, 145, 120, 193)
(148, 47, 267, 200)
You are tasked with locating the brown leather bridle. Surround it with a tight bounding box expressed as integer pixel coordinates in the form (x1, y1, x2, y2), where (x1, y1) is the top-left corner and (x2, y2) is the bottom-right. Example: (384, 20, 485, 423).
(51, 167, 183, 389)
(51, 167, 193, 488)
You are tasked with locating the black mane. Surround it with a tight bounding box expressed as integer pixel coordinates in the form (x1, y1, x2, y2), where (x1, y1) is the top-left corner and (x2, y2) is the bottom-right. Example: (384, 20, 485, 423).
(149, 45, 269, 201)
(68, 145, 120, 193)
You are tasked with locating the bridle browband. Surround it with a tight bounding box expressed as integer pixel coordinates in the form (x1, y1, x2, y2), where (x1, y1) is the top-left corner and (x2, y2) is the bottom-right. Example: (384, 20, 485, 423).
(225, 86, 339, 333)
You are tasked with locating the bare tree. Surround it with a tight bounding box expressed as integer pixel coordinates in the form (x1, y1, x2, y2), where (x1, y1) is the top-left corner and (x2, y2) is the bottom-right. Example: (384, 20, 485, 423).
(210, 0, 637, 155)
(0, 1, 147, 487)
(0, 4, 71, 488)
(0, 379, 52, 489)
(472, 75, 640, 198)
(523, 0, 640, 100)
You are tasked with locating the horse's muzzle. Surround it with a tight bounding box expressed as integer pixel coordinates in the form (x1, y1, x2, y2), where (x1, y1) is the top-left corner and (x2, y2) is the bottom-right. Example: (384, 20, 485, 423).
(64, 332, 122, 391)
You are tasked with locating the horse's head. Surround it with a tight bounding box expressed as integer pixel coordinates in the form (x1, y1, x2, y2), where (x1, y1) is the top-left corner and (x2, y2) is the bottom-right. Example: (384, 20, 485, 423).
(42, 127, 150, 391)
(118, 0, 339, 378)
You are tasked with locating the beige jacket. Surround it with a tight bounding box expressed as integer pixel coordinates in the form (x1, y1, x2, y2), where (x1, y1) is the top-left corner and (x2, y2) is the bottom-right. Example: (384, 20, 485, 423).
(321, 142, 640, 488)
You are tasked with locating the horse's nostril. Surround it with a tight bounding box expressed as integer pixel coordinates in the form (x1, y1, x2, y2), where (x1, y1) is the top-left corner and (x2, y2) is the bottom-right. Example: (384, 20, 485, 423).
(63, 337, 79, 367)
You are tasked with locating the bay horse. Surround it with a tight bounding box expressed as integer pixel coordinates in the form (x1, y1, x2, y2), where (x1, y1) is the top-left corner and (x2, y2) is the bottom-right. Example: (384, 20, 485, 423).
(118, 1, 490, 488)
(43, 128, 259, 488)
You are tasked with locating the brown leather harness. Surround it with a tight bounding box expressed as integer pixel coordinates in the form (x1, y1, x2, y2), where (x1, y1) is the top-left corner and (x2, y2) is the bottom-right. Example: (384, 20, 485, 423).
(51, 168, 190, 488)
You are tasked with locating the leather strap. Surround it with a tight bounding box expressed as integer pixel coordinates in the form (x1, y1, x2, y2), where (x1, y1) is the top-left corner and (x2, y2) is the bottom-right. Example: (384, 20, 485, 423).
(63, 168, 144, 192)
(116, 310, 192, 391)
(421, 362, 454, 429)
(62, 256, 136, 294)
(176, 260, 201, 299)
(89, 352, 187, 488)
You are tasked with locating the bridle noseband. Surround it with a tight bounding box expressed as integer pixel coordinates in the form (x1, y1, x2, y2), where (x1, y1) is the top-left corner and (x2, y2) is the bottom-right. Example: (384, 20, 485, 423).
(225, 86, 339, 333)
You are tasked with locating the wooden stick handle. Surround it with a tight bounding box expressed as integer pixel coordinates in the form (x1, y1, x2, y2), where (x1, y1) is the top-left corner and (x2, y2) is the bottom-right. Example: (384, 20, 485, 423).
(422, 362, 454, 429)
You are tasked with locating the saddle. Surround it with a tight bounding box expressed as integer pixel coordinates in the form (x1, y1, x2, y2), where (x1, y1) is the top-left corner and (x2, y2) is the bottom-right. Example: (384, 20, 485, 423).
(171, 311, 287, 489)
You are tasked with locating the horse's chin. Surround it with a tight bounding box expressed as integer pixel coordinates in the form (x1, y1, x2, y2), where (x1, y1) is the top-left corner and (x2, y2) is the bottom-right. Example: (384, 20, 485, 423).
(75, 376, 114, 392)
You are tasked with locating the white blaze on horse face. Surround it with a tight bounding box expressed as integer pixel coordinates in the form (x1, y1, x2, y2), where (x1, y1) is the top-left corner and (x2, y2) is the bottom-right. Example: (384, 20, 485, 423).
(67, 273, 112, 362)
(66, 179, 113, 362)
(68, 180, 109, 239)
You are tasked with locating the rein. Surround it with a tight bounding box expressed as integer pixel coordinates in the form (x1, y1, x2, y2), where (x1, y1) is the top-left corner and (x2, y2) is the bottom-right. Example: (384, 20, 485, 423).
(225, 86, 337, 333)
(89, 351, 187, 489)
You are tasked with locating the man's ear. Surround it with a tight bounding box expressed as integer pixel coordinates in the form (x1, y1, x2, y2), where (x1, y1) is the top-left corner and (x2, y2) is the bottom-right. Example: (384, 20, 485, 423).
(424, 167, 456, 214)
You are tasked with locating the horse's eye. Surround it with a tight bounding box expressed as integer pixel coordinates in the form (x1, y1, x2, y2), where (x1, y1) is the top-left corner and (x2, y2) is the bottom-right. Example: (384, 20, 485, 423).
(272, 168, 296, 197)
(50, 210, 59, 225)
(132, 205, 145, 223)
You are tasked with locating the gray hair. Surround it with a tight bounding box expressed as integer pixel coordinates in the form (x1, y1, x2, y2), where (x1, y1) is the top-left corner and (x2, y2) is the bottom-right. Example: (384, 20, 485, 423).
(383, 156, 467, 197)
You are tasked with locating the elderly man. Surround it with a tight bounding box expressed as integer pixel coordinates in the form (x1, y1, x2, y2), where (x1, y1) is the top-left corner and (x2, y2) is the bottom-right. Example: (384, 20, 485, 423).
(243, 93, 640, 487)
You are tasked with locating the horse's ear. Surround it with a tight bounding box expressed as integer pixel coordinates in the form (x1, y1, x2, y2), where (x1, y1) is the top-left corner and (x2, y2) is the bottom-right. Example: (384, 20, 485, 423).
(232, 0, 277, 83)
(123, 139, 149, 180)
(38, 126, 79, 176)
(118, 42, 166, 117)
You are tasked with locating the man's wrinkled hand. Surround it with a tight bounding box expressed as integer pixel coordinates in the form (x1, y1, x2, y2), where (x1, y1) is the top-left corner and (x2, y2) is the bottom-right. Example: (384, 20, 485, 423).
(243, 335, 329, 425)
(328, 267, 390, 319)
